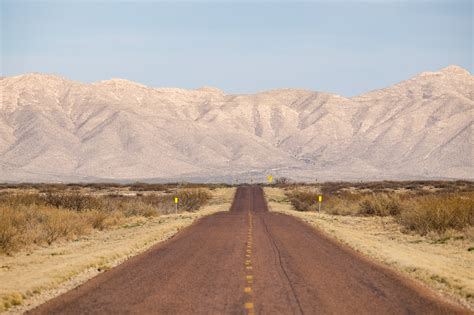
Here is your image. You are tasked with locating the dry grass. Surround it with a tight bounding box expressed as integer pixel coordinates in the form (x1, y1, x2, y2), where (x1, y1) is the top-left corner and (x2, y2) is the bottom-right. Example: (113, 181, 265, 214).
(177, 189, 212, 211)
(286, 190, 319, 212)
(318, 180, 474, 195)
(0, 189, 211, 254)
(397, 194, 474, 235)
(285, 184, 474, 237)
(0, 206, 91, 253)
(357, 194, 403, 216)
(322, 194, 361, 216)
(0, 182, 229, 194)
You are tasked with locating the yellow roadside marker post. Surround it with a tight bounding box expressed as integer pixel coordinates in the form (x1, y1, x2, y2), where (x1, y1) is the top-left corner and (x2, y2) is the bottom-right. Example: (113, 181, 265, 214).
(267, 175, 273, 185)
(174, 197, 179, 214)
(318, 195, 322, 212)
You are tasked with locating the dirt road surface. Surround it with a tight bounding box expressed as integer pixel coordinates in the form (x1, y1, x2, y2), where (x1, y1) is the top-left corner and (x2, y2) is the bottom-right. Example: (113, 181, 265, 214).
(30, 186, 469, 314)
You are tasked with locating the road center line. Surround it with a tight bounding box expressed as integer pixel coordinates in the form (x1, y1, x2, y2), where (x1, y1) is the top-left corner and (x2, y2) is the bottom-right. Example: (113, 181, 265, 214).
(245, 210, 255, 314)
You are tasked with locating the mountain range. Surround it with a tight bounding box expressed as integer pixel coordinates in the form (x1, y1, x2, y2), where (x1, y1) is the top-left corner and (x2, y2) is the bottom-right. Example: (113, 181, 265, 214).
(0, 65, 472, 183)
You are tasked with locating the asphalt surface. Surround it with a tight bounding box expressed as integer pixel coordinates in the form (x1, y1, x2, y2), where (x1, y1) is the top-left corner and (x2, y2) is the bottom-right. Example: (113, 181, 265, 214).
(30, 186, 469, 314)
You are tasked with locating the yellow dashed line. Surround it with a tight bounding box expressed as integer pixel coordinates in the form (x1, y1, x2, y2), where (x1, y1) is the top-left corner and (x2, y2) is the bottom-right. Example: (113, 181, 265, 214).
(245, 211, 255, 314)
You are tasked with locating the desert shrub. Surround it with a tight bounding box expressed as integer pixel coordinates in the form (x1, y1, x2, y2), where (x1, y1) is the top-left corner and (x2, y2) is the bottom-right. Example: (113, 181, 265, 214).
(42, 192, 103, 212)
(358, 194, 403, 216)
(324, 194, 362, 215)
(320, 182, 351, 195)
(286, 190, 318, 211)
(84, 210, 109, 230)
(287, 190, 363, 215)
(129, 183, 167, 192)
(0, 205, 90, 252)
(287, 185, 473, 237)
(318, 180, 474, 196)
(397, 193, 474, 235)
(139, 195, 170, 207)
(83, 182, 123, 190)
(0, 193, 44, 207)
(119, 200, 159, 217)
(99, 190, 211, 216)
(0, 207, 24, 252)
(177, 189, 212, 212)
(0, 187, 213, 254)
(274, 177, 291, 186)
(93, 190, 211, 216)
(0, 199, 94, 253)
(0, 191, 118, 213)
(42, 211, 72, 245)
(35, 207, 88, 245)
(106, 194, 169, 216)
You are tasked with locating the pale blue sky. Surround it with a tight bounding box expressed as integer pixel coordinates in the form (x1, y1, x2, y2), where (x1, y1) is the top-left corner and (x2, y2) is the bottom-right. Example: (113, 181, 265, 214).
(1, 0, 472, 96)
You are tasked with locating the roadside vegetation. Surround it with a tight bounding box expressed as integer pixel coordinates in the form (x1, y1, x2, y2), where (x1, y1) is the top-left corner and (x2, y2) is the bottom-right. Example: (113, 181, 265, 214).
(0, 184, 214, 254)
(284, 181, 474, 236)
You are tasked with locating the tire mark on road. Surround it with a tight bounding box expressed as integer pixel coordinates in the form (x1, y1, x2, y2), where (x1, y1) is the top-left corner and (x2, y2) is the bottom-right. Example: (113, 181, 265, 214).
(259, 213, 304, 315)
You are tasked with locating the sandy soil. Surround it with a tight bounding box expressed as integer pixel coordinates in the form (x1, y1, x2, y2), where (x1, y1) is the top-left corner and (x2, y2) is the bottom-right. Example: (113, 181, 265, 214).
(264, 187, 474, 310)
(0, 187, 235, 314)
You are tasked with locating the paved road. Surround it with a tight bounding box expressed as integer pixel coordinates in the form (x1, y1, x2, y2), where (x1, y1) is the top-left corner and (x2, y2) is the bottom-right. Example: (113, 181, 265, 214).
(30, 186, 469, 314)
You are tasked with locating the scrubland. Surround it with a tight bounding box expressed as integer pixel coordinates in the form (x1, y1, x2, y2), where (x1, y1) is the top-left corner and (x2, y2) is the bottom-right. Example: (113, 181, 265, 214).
(0, 183, 233, 313)
(265, 180, 474, 310)
(285, 180, 473, 236)
(0, 184, 216, 254)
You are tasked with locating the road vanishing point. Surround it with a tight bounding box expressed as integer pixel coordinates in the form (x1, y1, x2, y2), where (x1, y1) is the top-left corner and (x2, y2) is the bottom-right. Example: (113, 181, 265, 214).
(30, 186, 469, 315)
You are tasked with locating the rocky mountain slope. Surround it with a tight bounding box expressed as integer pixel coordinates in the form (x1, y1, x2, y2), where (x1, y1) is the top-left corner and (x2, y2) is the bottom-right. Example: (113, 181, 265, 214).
(0, 66, 472, 182)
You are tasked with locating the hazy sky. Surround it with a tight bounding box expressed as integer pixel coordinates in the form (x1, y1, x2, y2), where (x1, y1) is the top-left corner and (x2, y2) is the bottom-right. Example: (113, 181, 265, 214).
(1, 0, 472, 96)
